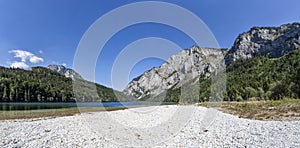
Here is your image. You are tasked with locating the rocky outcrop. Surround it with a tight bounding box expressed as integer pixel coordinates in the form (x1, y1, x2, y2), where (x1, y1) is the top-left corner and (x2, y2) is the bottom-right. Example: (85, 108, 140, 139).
(123, 46, 225, 99)
(124, 22, 300, 99)
(225, 22, 300, 63)
(48, 65, 82, 79)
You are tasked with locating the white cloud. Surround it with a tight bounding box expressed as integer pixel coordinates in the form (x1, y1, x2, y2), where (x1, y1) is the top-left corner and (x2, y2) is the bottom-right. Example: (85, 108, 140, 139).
(9, 49, 44, 64)
(9, 50, 32, 62)
(29, 56, 44, 63)
(10, 61, 29, 69)
(39, 50, 43, 54)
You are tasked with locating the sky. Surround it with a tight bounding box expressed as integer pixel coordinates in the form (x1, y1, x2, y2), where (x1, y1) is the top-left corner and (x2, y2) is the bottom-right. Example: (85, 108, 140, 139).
(0, 0, 300, 90)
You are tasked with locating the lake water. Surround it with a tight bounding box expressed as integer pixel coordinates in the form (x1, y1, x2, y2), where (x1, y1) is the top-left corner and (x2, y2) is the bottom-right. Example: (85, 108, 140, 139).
(0, 102, 176, 111)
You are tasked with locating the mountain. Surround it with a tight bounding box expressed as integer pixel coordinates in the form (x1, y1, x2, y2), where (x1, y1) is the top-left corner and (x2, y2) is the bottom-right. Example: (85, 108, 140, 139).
(124, 22, 300, 100)
(1, 22, 299, 102)
(123, 47, 226, 99)
(48, 65, 82, 79)
(225, 22, 300, 63)
(162, 48, 300, 102)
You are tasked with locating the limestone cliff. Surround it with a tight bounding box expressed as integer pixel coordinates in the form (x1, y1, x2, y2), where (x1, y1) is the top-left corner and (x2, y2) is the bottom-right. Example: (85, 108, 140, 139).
(124, 22, 300, 99)
(123, 46, 225, 99)
(225, 22, 300, 63)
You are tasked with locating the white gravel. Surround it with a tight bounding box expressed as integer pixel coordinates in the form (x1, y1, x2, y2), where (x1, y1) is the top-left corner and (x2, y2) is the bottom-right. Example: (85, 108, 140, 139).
(0, 105, 299, 147)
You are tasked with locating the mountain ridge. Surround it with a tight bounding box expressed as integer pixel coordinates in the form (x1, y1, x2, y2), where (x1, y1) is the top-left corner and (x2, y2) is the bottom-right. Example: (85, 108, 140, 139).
(124, 22, 300, 99)
(0, 22, 299, 102)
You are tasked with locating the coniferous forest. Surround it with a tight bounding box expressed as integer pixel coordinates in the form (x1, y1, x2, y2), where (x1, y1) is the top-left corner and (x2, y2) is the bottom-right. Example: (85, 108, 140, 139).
(0, 66, 119, 102)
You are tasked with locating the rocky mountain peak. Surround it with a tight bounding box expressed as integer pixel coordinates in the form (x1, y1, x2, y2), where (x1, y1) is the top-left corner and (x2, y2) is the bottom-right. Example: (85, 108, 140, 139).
(123, 46, 225, 99)
(48, 65, 82, 79)
(225, 22, 300, 63)
(123, 22, 300, 99)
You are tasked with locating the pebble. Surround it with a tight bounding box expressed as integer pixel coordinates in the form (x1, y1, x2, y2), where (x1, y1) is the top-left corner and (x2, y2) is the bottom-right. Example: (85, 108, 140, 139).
(0, 106, 298, 147)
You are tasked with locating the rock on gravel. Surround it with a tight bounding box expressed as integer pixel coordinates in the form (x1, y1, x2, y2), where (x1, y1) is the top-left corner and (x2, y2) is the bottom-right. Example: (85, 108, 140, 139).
(0, 105, 299, 147)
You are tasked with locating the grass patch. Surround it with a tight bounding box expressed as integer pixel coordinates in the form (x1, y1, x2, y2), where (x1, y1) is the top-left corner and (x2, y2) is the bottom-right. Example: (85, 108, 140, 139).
(202, 99, 300, 121)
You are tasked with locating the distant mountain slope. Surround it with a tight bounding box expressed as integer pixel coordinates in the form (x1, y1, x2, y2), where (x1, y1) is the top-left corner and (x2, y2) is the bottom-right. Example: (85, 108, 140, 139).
(0, 66, 119, 102)
(48, 65, 82, 79)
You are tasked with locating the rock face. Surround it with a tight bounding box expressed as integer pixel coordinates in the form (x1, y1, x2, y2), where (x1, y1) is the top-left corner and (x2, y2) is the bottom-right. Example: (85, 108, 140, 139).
(124, 22, 300, 99)
(225, 22, 300, 63)
(48, 65, 82, 79)
(123, 46, 225, 99)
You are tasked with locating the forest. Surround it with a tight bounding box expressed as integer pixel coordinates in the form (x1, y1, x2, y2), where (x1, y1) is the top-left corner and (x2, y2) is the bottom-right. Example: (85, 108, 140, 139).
(0, 66, 119, 102)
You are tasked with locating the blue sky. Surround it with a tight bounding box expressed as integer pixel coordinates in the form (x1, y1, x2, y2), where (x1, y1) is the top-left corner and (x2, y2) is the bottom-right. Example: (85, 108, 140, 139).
(1, 0, 300, 89)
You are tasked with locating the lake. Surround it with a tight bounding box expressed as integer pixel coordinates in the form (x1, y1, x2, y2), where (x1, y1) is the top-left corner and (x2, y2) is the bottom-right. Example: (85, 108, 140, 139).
(0, 102, 176, 111)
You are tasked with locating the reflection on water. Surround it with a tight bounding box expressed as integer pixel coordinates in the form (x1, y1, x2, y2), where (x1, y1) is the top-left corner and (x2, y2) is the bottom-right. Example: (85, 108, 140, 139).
(0, 103, 75, 111)
(0, 102, 176, 111)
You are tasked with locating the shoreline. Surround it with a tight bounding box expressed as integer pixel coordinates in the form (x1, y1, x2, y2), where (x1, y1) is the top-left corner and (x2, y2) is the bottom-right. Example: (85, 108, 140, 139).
(0, 101, 177, 120)
(2, 99, 300, 121)
(0, 105, 299, 147)
(0, 104, 174, 121)
(0, 106, 128, 121)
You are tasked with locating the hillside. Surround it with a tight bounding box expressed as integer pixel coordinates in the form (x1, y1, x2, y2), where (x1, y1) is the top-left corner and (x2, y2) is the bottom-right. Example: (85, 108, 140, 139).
(0, 66, 119, 102)
(151, 48, 300, 102)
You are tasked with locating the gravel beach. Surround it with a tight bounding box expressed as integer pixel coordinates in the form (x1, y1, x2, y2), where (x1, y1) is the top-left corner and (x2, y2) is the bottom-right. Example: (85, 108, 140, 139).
(0, 105, 299, 147)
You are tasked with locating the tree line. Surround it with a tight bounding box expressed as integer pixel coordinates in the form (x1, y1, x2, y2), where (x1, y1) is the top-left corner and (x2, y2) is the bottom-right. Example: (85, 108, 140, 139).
(0, 66, 120, 102)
